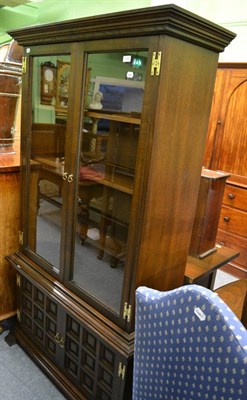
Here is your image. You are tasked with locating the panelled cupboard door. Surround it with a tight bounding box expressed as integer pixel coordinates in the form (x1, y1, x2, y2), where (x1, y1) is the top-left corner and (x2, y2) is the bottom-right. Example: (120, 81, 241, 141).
(17, 272, 128, 400)
(17, 273, 64, 367)
(203, 65, 247, 179)
(216, 68, 247, 177)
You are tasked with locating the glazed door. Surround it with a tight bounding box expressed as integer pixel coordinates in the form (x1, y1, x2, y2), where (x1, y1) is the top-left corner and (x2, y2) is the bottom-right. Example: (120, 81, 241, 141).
(21, 45, 72, 277)
(65, 37, 158, 327)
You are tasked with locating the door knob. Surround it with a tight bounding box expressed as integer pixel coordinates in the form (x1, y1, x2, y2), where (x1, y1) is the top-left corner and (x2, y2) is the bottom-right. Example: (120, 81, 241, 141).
(67, 174, 74, 183)
(62, 172, 68, 181)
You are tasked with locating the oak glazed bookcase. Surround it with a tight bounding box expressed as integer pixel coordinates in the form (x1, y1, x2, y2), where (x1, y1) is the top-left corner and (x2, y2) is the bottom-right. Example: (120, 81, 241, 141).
(7, 5, 235, 399)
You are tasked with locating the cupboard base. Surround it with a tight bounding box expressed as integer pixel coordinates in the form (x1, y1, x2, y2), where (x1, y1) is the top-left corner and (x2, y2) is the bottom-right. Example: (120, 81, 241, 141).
(15, 327, 85, 400)
(8, 253, 133, 400)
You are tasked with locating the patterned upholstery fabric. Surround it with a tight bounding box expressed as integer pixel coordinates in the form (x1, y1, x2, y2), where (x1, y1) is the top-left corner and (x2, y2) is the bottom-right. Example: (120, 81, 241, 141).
(133, 285, 247, 400)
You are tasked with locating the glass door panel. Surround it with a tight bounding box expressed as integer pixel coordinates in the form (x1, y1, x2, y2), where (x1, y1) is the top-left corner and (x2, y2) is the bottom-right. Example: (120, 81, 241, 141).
(28, 54, 70, 273)
(72, 50, 147, 314)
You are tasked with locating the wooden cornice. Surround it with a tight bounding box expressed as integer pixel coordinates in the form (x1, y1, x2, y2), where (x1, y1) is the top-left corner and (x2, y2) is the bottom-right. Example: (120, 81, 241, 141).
(8, 4, 236, 52)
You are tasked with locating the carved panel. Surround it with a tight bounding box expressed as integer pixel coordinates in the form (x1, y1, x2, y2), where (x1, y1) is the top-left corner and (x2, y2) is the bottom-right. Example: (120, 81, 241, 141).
(20, 276, 59, 364)
(65, 314, 118, 398)
(18, 275, 125, 399)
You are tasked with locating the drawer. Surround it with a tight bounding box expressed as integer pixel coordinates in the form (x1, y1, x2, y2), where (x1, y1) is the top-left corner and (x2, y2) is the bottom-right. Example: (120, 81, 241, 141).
(217, 229, 247, 269)
(218, 206, 247, 237)
(223, 184, 246, 211)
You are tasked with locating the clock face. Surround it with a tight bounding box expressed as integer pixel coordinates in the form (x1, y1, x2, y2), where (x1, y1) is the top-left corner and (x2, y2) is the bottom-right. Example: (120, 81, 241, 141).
(44, 68, 54, 82)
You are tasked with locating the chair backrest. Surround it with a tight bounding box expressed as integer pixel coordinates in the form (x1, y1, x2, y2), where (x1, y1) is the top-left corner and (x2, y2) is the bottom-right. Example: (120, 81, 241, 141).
(133, 285, 247, 400)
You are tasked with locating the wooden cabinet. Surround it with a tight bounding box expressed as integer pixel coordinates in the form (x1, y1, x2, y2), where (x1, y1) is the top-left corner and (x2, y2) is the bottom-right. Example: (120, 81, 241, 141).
(0, 38, 22, 329)
(203, 64, 247, 277)
(0, 40, 22, 154)
(0, 149, 20, 326)
(15, 269, 128, 399)
(7, 5, 235, 399)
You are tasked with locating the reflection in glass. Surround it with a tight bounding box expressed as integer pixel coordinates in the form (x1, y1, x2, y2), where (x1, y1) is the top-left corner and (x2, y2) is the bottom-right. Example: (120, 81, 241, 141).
(72, 51, 147, 314)
(28, 55, 70, 272)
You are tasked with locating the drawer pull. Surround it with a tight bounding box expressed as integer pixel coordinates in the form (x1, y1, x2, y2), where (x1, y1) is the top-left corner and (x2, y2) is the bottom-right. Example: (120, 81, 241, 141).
(218, 241, 226, 246)
(228, 193, 235, 200)
(223, 216, 230, 223)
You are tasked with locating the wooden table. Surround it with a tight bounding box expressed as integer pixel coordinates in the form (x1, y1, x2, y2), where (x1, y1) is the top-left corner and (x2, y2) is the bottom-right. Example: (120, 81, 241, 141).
(184, 246, 240, 289)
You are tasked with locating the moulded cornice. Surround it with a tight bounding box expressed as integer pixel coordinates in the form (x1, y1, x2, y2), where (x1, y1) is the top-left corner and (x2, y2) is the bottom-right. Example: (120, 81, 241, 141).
(8, 4, 236, 52)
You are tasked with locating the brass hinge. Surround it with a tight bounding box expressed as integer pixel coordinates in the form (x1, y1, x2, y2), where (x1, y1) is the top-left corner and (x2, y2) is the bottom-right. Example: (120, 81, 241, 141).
(19, 231, 23, 245)
(123, 302, 132, 322)
(22, 57, 27, 74)
(16, 274, 21, 287)
(151, 51, 162, 76)
(17, 309, 21, 322)
(118, 362, 126, 380)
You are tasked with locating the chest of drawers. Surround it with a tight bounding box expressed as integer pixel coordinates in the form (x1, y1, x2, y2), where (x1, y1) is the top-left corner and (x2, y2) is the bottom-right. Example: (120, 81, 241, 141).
(217, 182, 247, 275)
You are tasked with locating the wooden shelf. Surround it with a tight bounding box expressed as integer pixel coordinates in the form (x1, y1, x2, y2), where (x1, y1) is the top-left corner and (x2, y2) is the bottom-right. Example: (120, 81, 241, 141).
(85, 235, 126, 261)
(100, 176, 133, 194)
(85, 110, 141, 125)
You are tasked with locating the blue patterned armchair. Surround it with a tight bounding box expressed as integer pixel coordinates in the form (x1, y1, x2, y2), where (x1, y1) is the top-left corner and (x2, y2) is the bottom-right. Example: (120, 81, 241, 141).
(133, 285, 247, 400)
